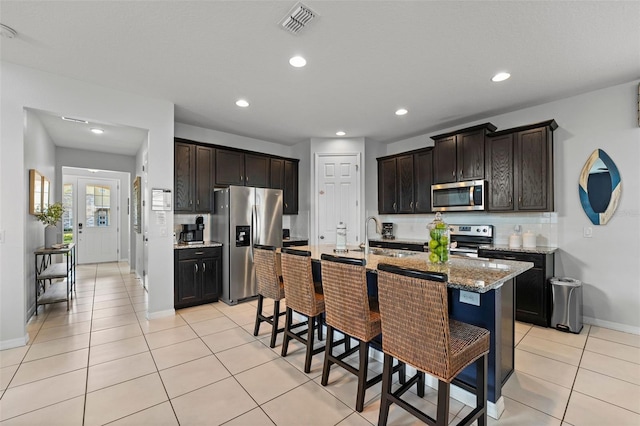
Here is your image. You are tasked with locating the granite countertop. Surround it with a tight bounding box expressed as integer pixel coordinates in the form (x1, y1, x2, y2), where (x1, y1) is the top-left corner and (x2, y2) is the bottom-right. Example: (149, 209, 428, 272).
(288, 244, 533, 293)
(174, 241, 223, 249)
(369, 237, 427, 245)
(479, 244, 557, 255)
(283, 237, 309, 242)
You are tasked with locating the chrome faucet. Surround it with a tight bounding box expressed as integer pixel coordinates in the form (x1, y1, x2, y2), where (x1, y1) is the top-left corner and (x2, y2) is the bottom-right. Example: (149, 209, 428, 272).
(364, 216, 381, 255)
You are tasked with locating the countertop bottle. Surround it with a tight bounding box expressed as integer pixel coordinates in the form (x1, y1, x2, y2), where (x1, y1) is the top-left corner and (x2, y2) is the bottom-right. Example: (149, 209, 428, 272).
(427, 212, 450, 264)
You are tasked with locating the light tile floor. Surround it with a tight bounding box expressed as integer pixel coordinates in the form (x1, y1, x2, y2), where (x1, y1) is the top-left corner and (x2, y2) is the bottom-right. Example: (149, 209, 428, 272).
(1, 262, 639, 425)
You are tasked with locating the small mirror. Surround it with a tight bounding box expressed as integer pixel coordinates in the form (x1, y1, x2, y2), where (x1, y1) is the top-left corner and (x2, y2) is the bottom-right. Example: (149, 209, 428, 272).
(579, 149, 621, 225)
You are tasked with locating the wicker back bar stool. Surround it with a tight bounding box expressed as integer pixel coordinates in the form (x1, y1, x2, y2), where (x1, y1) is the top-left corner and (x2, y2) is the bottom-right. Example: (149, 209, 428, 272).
(280, 248, 326, 373)
(376, 264, 490, 426)
(319, 254, 405, 412)
(252, 244, 286, 348)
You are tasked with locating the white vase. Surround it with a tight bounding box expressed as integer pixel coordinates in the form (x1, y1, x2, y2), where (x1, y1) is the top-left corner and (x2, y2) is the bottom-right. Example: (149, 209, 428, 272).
(44, 225, 58, 248)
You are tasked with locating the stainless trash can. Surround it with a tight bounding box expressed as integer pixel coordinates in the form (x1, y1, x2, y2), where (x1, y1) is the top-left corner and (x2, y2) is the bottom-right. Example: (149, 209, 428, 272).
(550, 277, 583, 333)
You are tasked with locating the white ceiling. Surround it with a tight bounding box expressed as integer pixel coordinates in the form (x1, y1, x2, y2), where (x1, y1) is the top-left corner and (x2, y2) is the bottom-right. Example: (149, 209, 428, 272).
(2, 1, 639, 155)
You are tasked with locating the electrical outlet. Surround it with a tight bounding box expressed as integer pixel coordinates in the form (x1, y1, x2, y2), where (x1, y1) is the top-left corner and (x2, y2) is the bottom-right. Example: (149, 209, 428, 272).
(583, 226, 593, 238)
(459, 290, 480, 306)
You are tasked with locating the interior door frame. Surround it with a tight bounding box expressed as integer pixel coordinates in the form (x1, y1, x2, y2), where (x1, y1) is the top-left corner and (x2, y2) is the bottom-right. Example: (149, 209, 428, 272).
(313, 153, 361, 246)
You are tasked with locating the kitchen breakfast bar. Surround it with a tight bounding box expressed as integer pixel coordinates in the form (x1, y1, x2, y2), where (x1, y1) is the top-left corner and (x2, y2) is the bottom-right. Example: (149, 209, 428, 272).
(293, 245, 533, 419)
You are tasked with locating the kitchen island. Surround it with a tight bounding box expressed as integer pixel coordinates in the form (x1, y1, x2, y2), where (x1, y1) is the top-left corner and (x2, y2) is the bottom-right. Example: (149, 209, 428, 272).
(293, 245, 533, 419)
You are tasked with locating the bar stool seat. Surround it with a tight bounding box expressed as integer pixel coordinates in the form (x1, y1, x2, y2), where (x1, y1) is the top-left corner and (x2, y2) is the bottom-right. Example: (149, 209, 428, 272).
(253, 244, 286, 348)
(280, 248, 327, 373)
(376, 263, 490, 426)
(319, 254, 405, 412)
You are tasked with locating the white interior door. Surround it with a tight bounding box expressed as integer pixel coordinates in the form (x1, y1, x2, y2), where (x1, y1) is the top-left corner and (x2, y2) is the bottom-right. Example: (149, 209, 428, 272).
(315, 154, 360, 245)
(77, 178, 119, 264)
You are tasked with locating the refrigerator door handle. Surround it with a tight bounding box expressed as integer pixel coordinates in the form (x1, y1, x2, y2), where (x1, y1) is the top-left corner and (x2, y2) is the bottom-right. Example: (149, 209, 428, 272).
(253, 204, 260, 245)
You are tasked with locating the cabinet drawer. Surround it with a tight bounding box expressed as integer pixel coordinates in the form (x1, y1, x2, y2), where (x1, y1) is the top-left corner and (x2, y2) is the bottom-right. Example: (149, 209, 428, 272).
(177, 247, 221, 260)
(369, 241, 426, 252)
(478, 249, 544, 268)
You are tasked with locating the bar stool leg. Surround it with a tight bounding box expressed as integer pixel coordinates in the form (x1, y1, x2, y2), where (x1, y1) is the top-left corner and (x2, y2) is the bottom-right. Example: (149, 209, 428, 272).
(321, 325, 335, 386)
(355, 340, 369, 412)
(436, 380, 450, 426)
(253, 294, 264, 336)
(281, 307, 293, 357)
(305, 316, 316, 373)
(269, 300, 281, 348)
(477, 354, 488, 426)
(378, 353, 394, 426)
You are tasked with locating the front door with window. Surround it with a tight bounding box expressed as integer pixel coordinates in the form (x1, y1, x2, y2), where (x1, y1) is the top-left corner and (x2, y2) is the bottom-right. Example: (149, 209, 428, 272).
(77, 178, 119, 264)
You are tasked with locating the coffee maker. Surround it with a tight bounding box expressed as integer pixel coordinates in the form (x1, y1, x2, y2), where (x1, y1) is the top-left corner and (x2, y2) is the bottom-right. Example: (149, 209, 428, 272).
(179, 216, 205, 244)
(382, 222, 395, 240)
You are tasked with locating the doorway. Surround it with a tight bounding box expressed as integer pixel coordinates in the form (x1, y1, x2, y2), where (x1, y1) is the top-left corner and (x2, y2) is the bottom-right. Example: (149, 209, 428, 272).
(314, 153, 361, 245)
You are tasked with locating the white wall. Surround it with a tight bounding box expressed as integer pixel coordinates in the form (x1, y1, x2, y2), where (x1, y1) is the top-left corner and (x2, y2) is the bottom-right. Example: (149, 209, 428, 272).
(376, 80, 640, 332)
(0, 62, 175, 348)
(175, 123, 292, 158)
(23, 110, 58, 320)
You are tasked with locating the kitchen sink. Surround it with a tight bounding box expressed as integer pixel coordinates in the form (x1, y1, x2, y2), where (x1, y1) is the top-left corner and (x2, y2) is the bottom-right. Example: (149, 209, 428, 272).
(369, 248, 416, 258)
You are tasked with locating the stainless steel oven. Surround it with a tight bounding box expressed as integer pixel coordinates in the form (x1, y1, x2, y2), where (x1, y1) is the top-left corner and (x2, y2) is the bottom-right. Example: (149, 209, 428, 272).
(431, 180, 486, 212)
(448, 224, 493, 258)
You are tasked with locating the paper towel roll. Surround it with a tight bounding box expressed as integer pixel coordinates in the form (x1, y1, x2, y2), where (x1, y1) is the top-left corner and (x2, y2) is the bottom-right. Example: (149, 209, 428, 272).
(509, 234, 522, 248)
(522, 231, 536, 248)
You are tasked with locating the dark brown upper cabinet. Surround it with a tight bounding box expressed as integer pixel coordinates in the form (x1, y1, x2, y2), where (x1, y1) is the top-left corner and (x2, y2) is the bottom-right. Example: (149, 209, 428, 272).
(216, 149, 269, 188)
(431, 123, 497, 184)
(215, 149, 245, 186)
(486, 120, 557, 212)
(174, 141, 214, 213)
(377, 148, 433, 214)
(269, 157, 298, 214)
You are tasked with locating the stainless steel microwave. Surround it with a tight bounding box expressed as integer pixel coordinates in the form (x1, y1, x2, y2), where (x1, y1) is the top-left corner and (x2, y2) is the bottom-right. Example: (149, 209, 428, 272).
(431, 180, 486, 212)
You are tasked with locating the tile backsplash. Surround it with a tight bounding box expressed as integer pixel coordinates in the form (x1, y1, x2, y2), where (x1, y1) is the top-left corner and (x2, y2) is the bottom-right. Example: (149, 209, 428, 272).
(371, 211, 558, 247)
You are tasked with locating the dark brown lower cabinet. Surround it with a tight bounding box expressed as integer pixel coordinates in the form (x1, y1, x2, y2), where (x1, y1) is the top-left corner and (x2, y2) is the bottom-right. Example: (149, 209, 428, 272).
(174, 247, 222, 309)
(368, 240, 426, 252)
(478, 249, 554, 327)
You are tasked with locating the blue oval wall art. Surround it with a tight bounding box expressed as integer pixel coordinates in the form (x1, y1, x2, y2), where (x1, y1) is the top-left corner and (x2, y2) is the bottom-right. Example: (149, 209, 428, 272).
(579, 149, 621, 225)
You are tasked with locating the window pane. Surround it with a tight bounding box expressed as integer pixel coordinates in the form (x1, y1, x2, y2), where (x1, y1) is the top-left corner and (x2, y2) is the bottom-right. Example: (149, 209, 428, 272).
(63, 183, 74, 243)
(86, 184, 111, 227)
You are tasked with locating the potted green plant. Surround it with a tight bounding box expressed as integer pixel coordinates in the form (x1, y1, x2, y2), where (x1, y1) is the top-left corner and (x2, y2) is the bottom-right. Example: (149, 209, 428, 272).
(35, 202, 65, 248)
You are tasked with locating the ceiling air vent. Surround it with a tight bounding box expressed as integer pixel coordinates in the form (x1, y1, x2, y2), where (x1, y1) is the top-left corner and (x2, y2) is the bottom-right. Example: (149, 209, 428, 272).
(280, 2, 316, 35)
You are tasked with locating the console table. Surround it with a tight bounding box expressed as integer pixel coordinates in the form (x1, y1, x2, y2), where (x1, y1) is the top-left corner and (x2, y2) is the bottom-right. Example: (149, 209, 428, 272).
(34, 243, 76, 313)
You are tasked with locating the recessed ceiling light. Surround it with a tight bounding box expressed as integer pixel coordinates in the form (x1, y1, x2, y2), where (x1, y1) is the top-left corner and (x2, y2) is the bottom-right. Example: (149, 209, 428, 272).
(395, 108, 408, 116)
(336, 131, 346, 136)
(61, 116, 89, 124)
(90, 128, 104, 134)
(235, 99, 249, 107)
(289, 56, 307, 68)
(491, 72, 511, 82)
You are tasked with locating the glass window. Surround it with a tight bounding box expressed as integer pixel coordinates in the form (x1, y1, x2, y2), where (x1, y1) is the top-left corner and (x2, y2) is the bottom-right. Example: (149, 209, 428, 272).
(63, 183, 74, 243)
(85, 184, 111, 227)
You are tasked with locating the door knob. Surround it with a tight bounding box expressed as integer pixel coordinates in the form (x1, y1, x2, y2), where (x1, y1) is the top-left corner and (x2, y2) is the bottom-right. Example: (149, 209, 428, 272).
(320, 235, 325, 239)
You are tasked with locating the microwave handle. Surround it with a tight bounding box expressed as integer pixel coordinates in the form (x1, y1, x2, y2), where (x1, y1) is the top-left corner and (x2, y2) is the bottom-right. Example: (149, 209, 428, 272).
(469, 186, 475, 206)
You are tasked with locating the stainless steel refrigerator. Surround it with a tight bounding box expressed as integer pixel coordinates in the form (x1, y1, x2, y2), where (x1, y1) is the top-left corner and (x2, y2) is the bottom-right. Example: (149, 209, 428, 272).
(212, 186, 283, 305)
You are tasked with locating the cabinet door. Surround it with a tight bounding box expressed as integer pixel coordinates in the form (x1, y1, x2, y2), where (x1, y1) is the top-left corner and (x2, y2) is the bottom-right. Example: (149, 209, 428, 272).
(396, 155, 414, 213)
(216, 149, 245, 186)
(283, 160, 298, 214)
(270, 158, 285, 189)
(432, 136, 457, 184)
(174, 143, 194, 212)
(200, 255, 221, 302)
(176, 258, 200, 306)
(195, 146, 214, 212)
(378, 157, 397, 213)
(486, 133, 514, 211)
(516, 128, 550, 211)
(245, 154, 270, 188)
(413, 150, 433, 213)
(515, 268, 548, 326)
(457, 129, 485, 181)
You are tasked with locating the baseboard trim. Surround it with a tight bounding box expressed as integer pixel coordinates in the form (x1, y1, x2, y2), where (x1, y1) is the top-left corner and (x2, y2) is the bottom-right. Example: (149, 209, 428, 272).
(583, 316, 640, 335)
(146, 309, 175, 320)
(0, 334, 29, 350)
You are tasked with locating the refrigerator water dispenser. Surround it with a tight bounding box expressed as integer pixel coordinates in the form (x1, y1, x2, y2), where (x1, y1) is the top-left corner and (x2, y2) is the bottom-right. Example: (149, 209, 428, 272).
(236, 225, 251, 247)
